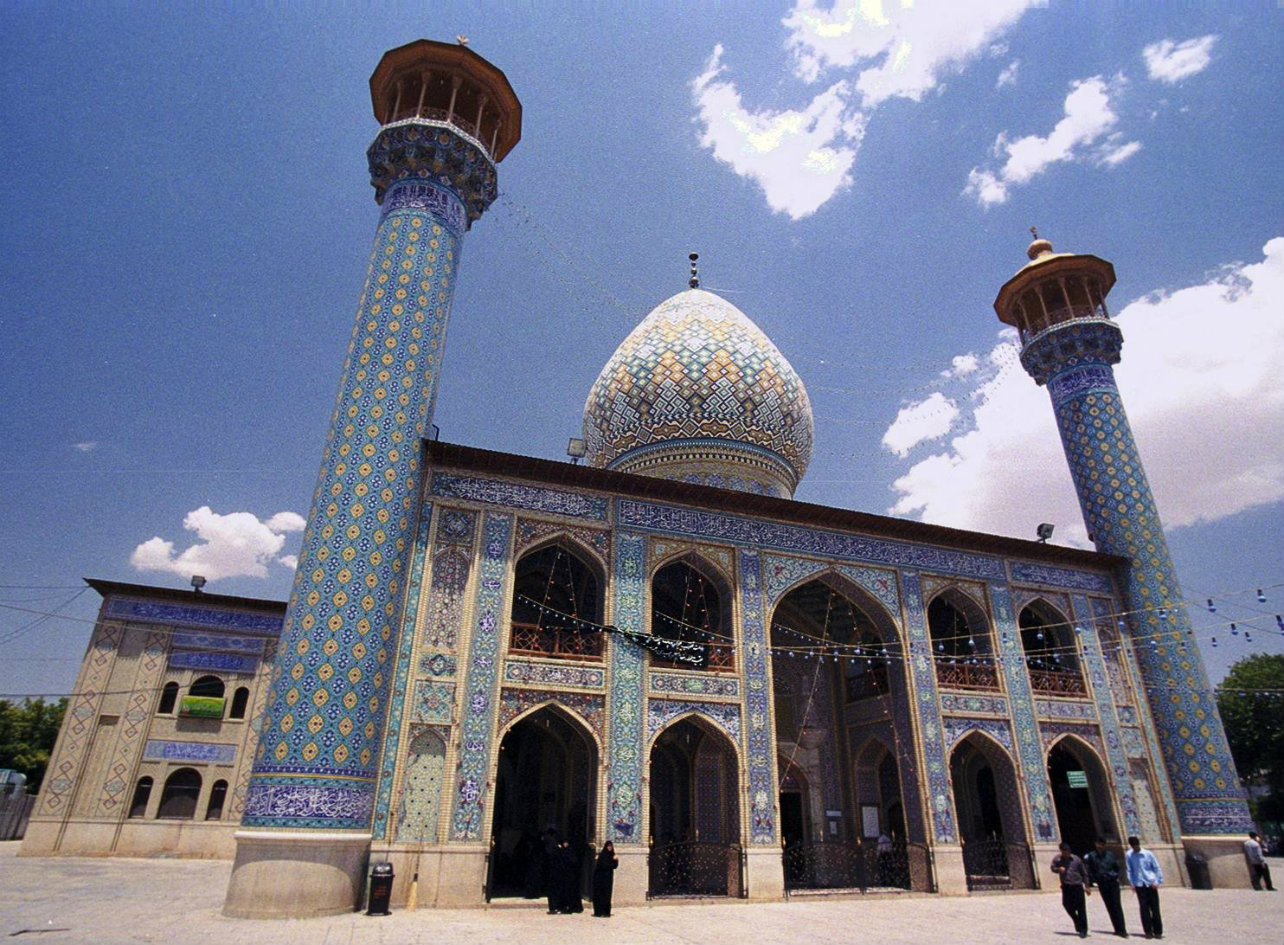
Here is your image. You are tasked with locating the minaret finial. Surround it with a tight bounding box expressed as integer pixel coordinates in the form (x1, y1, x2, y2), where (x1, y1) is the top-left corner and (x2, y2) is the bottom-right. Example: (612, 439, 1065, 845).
(1029, 225, 1038, 240)
(689, 252, 699, 289)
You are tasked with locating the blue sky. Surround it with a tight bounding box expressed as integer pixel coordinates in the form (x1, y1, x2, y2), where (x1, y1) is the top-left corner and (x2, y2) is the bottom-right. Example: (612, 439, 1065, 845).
(1, 1, 1281, 699)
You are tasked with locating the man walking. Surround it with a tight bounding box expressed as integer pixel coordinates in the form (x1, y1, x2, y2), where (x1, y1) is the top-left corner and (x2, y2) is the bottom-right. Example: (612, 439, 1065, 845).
(1244, 831, 1276, 891)
(1125, 836, 1163, 940)
(1052, 842, 1092, 938)
(1084, 837, 1129, 938)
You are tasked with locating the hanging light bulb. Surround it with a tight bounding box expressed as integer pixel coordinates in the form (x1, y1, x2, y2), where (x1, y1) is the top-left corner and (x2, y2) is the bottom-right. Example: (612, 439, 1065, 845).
(1158, 608, 1167, 620)
(968, 637, 976, 649)
(1207, 598, 1217, 613)
(1036, 630, 1045, 641)
(1258, 589, 1267, 603)
(1074, 626, 1084, 635)
(937, 641, 945, 652)
(1231, 623, 1239, 636)
(1245, 631, 1253, 643)
(1210, 636, 1218, 648)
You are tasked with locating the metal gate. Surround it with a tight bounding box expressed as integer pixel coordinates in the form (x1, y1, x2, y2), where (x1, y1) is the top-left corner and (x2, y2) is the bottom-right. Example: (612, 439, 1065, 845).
(648, 841, 746, 898)
(962, 838, 1036, 890)
(783, 839, 935, 893)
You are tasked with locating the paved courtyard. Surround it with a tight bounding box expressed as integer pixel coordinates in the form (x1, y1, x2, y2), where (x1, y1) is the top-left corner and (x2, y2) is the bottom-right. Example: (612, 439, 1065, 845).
(2, 843, 1279, 944)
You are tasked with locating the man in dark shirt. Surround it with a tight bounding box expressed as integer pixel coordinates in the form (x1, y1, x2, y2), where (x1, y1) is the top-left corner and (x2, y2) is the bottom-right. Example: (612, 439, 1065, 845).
(1052, 842, 1092, 938)
(1084, 837, 1129, 937)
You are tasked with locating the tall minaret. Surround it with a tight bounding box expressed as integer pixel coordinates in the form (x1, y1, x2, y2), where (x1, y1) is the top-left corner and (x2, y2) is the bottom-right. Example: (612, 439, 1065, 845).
(225, 40, 521, 918)
(994, 234, 1253, 858)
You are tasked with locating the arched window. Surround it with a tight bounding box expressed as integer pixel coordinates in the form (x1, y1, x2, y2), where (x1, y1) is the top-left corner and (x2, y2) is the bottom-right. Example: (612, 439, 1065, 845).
(157, 681, 179, 715)
(157, 768, 202, 819)
(1019, 602, 1086, 696)
(128, 777, 153, 819)
(927, 592, 998, 691)
(229, 686, 250, 720)
(509, 543, 603, 660)
(205, 779, 228, 821)
(651, 559, 733, 670)
(189, 675, 225, 698)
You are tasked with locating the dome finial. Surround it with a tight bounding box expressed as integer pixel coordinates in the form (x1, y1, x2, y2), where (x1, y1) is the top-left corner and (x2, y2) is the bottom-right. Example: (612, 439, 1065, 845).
(1027, 225, 1053, 260)
(688, 252, 699, 289)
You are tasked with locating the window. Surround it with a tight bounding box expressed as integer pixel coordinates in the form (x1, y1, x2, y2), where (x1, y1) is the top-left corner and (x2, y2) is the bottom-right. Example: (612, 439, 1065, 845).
(128, 777, 153, 818)
(651, 559, 733, 670)
(157, 682, 179, 715)
(205, 780, 228, 820)
(189, 675, 225, 699)
(229, 687, 250, 720)
(928, 592, 999, 691)
(508, 543, 604, 660)
(157, 768, 202, 819)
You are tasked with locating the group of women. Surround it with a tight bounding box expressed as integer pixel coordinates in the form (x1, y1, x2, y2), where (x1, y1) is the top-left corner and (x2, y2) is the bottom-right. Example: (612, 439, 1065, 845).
(537, 834, 619, 917)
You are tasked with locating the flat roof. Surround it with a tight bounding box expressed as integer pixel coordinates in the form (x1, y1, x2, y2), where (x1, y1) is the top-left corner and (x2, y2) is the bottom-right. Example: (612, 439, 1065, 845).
(84, 577, 286, 613)
(425, 440, 1127, 573)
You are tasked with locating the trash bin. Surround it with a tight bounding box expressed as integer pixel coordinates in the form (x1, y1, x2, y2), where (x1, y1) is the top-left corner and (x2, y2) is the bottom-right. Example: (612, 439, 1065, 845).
(367, 861, 395, 915)
(1185, 851, 1212, 890)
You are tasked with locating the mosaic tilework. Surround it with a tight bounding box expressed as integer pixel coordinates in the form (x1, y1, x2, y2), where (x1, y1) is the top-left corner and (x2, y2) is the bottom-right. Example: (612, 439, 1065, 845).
(761, 553, 900, 617)
(606, 532, 647, 843)
(652, 540, 735, 578)
(1009, 561, 1113, 594)
(169, 651, 258, 674)
(649, 672, 739, 698)
(395, 727, 446, 842)
(1035, 334, 1250, 834)
(1121, 726, 1145, 758)
(620, 501, 1006, 581)
(944, 717, 1013, 754)
(503, 660, 605, 689)
(99, 627, 167, 814)
(449, 512, 513, 840)
(143, 740, 238, 764)
(648, 699, 741, 742)
(422, 546, 471, 649)
(940, 693, 1008, 716)
(104, 597, 282, 635)
(1117, 705, 1137, 724)
(516, 517, 611, 561)
(1073, 594, 1141, 836)
(497, 688, 605, 740)
(899, 573, 956, 843)
(989, 585, 1056, 841)
(246, 172, 474, 830)
(412, 679, 456, 724)
(1039, 723, 1103, 757)
(1035, 699, 1097, 721)
(432, 473, 609, 521)
(420, 653, 458, 677)
(738, 551, 778, 844)
(366, 121, 497, 227)
(170, 631, 265, 653)
(372, 502, 435, 841)
(232, 639, 276, 818)
(581, 288, 814, 481)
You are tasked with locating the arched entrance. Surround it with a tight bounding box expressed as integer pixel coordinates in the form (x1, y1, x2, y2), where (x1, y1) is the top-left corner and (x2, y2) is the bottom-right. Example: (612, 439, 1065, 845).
(1048, 738, 1117, 855)
(488, 706, 598, 900)
(648, 716, 743, 897)
(949, 733, 1035, 890)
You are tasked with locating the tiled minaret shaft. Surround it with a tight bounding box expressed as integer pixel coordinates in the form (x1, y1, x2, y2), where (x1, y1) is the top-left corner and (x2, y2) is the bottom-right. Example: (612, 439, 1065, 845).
(225, 40, 520, 918)
(994, 238, 1251, 837)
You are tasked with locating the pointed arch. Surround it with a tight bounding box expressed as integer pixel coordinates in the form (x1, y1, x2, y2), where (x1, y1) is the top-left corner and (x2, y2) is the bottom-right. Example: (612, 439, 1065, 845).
(396, 727, 447, 842)
(499, 698, 605, 757)
(650, 553, 735, 671)
(928, 586, 1000, 691)
(648, 714, 742, 850)
(1020, 599, 1087, 696)
(510, 539, 605, 660)
(1047, 733, 1119, 850)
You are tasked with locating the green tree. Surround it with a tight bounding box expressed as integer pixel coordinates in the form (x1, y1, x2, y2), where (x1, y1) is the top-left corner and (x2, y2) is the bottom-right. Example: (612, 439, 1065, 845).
(0, 697, 67, 793)
(1217, 653, 1284, 821)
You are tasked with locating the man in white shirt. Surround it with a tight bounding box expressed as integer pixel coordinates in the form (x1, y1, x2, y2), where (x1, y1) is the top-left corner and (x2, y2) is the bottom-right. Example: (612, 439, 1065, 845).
(1125, 835, 1164, 940)
(1244, 831, 1276, 891)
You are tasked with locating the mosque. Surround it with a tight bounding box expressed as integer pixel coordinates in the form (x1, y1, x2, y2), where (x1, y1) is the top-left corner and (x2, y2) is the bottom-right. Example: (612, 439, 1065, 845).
(22, 39, 1255, 914)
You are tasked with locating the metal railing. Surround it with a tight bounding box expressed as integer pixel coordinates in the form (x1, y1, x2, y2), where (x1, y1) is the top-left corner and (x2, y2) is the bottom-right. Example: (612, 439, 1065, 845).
(935, 662, 1001, 691)
(508, 621, 604, 661)
(962, 837, 1037, 891)
(782, 839, 935, 894)
(648, 841, 746, 898)
(1027, 668, 1088, 696)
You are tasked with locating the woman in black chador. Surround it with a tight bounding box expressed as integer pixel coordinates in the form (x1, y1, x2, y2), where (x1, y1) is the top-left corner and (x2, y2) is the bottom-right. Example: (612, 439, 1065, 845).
(592, 841, 619, 917)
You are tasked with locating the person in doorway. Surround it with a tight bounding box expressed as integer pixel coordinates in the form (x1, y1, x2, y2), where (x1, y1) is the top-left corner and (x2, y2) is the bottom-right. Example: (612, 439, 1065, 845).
(1084, 837, 1129, 938)
(1052, 842, 1092, 938)
(556, 840, 582, 913)
(1245, 831, 1276, 891)
(592, 841, 619, 917)
(1125, 836, 1163, 940)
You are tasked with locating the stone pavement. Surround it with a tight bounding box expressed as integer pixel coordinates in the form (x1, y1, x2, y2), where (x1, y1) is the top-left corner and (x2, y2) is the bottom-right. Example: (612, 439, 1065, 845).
(3, 843, 1280, 944)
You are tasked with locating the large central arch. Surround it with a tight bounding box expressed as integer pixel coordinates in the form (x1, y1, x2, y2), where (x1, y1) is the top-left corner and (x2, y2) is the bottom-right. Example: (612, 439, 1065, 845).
(949, 732, 1035, 890)
(488, 705, 598, 900)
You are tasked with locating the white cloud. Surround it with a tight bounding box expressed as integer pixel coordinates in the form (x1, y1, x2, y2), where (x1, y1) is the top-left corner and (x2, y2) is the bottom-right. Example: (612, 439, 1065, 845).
(131, 506, 305, 581)
(942, 353, 980, 378)
(692, 45, 865, 220)
(964, 76, 1140, 206)
(693, 1, 1041, 218)
(1143, 35, 1217, 83)
(71, 441, 97, 453)
(784, 0, 1040, 104)
(996, 59, 1020, 89)
(882, 391, 960, 457)
(885, 237, 1284, 545)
